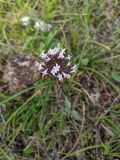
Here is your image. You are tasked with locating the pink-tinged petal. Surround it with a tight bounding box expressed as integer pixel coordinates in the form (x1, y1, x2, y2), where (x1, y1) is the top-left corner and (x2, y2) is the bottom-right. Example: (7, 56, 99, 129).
(40, 52, 47, 59)
(57, 74, 63, 81)
(66, 55, 71, 61)
(62, 72, 71, 79)
(42, 69, 48, 76)
(71, 65, 77, 73)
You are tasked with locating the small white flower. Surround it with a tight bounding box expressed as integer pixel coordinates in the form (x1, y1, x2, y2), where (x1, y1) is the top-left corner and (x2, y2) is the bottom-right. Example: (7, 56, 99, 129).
(62, 72, 71, 79)
(71, 65, 77, 73)
(42, 69, 48, 76)
(58, 48, 66, 59)
(35, 61, 40, 68)
(51, 69, 56, 76)
(38, 64, 43, 70)
(54, 47, 60, 53)
(38, 63, 45, 71)
(57, 74, 63, 81)
(58, 52, 64, 59)
(66, 55, 71, 61)
(36, 62, 45, 71)
(48, 48, 56, 55)
(48, 47, 60, 56)
(46, 57, 51, 62)
(34, 20, 52, 32)
(20, 16, 29, 26)
(51, 63, 60, 75)
(40, 52, 47, 59)
(34, 21, 43, 30)
(54, 63, 60, 72)
(67, 62, 71, 66)
(61, 48, 66, 54)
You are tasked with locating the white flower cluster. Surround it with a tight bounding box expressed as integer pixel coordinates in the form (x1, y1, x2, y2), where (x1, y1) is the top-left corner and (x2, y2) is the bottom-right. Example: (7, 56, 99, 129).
(36, 47, 77, 81)
(20, 16, 52, 32)
(20, 16, 30, 26)
(34, 20, 52, 32)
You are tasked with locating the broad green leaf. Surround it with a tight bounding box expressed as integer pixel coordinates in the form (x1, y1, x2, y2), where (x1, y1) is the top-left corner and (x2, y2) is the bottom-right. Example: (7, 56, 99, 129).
(81, 58, 89, 66)
(64, 97, 72, 113)
(70, 110, 80, 120)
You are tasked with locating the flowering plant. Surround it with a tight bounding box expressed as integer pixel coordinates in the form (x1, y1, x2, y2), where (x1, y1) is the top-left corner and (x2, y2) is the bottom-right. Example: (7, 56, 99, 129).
(36, 47, 77, 81)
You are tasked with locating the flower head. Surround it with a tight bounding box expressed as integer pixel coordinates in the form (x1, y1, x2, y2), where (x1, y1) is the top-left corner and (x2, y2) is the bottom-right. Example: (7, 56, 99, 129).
(20, 16, 29, 26)
(57, 74, 63, 81)
(36, 47, 77, 81)
(34, 20, 52, 32)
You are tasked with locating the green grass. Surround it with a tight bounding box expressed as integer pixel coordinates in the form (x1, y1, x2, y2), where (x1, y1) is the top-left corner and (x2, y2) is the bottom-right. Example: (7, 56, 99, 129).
(0, 0, 120, 159)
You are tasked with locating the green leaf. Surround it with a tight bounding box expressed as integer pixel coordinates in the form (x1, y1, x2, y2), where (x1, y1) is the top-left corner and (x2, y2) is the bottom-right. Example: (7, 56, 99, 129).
(111, 72, 120, 82)
(70, 110, 80, 120)
(64, 97, 72, 113)
(81, 58, 89, 66)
